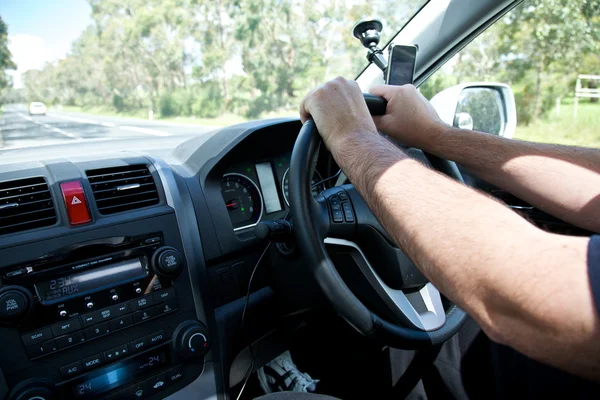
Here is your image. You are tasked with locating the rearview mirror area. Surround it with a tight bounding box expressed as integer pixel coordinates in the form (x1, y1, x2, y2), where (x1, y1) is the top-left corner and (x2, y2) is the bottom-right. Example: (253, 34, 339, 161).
(455, 88, 504, 135)
(430, 83, 517, 138)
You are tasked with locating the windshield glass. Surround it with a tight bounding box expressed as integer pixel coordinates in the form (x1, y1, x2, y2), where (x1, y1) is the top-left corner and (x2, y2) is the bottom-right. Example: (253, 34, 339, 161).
(0, 0, 426, 150)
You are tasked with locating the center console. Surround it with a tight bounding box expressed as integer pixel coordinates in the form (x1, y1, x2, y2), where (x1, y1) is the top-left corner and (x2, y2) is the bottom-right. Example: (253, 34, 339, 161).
(0, 214, 210, 400)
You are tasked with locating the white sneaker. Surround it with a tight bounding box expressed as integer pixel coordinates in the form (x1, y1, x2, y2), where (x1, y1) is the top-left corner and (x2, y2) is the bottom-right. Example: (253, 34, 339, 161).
(257, 350, 320, 394)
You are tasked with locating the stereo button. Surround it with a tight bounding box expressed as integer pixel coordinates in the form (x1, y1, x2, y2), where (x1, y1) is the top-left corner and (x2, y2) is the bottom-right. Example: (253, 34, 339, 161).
(61, 360, 83, 377)
(130, 337, 147, 353)
(157, 299, 178, 315)
(56, 331, 85, 350)
(112, 301, 131, 316)
(82, 353, 104, 370)
(104, 343, 129, 361)
(152, 288, 175, 304)
(81, 313, 99, 327)
(131, 296, 154, 310)
(133, 306, 160, 324)
(51, 317, 82, 336)
(0, 290, 28, 319)
(110, 314, 133, 331)
(147, 372, 167, 395)
(165, 366, 183, 386)
(26, 339, 57, 359)
(22, 327, 53, 347)
(147, 330, 166, 345)
(84, 322, 111, 339)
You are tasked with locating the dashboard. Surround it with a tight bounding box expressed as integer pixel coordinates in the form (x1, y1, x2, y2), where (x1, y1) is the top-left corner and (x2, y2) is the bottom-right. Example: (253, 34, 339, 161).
(0, 117, 333, 400)
(0, 115, 588, 400)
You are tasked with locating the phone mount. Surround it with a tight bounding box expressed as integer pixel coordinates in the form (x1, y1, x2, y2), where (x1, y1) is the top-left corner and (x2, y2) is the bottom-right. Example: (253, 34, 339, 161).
(352, 19, 387, 75)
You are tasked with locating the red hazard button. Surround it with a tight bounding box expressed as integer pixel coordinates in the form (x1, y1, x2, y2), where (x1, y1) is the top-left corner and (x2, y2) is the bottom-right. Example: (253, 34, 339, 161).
(60, 180, 91, 225)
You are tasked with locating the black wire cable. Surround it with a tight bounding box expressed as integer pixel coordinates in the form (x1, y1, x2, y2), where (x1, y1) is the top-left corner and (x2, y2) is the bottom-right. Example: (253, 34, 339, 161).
(235, 170, 339, 399)
(312, 169, 342, 190)
(235, 240, 273, 400)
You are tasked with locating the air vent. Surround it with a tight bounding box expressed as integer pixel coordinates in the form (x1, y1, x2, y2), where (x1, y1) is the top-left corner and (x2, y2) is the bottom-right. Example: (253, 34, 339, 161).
(86, 165, 159, 215)
(0, 177, 57, 235)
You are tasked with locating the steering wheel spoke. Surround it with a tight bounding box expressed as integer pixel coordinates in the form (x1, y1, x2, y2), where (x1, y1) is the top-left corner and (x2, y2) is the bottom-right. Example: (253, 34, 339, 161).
(324, 238, 446, 331)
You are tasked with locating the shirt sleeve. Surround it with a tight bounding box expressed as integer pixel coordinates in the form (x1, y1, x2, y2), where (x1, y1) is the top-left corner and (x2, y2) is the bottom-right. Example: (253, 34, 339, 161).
(587, 235, 600, 316)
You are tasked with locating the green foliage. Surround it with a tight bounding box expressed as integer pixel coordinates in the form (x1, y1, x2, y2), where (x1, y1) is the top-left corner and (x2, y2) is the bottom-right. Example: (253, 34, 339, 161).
(17, 0, 425, 118)
(427, 0, 600, 128)
(0, 16, 16, 92)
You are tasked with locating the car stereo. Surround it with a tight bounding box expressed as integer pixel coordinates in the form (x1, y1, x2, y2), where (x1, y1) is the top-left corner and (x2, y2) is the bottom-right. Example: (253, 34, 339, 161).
(0, 228, 210, 400)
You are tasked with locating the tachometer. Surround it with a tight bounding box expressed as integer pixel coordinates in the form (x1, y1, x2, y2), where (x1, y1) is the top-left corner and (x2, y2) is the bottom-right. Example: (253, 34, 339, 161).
(281, 168, 325, 206)
(221, 173, 263, 231)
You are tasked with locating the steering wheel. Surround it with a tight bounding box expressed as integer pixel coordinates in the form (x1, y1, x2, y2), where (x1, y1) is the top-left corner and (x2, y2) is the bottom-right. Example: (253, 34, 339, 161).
(289, 94, 467, 349)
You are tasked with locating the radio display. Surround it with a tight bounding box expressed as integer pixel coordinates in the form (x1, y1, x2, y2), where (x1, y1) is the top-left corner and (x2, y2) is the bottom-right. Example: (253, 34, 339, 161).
(35, 259, 146, 304)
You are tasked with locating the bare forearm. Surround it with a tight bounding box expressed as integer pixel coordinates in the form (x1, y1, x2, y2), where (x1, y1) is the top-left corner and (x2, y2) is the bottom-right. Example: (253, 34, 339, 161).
(332, 132, 600, 380)
(426, 126, 600, 232)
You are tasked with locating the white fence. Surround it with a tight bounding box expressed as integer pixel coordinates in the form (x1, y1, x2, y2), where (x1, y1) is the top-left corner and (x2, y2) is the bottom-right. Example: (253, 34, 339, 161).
(574, 74, 600, 117)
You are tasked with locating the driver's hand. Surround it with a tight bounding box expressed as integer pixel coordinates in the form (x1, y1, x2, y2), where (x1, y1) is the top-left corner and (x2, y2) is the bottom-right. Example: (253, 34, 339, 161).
(369, 84, 448, 150)
(300, 77, 378, 152)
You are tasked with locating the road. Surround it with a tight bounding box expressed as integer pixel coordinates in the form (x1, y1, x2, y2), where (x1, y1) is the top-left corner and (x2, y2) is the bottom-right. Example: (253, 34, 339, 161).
(0, 105, 218, 150)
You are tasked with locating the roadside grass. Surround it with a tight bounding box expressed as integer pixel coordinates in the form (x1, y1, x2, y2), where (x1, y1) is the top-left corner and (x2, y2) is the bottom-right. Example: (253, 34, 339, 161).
(514, 100, 600, 148)
(56, 105, 296, 127)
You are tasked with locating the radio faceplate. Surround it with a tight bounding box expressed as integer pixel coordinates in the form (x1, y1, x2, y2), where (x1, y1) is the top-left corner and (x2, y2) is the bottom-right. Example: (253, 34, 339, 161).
(2, 234, 169, 333)
(0, 214, 209, 400)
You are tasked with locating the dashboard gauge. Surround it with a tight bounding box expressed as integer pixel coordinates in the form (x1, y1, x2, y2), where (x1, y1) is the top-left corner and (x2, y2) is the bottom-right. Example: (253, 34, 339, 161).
(221, 173, 263, 231)
(282, 168, 326, 206)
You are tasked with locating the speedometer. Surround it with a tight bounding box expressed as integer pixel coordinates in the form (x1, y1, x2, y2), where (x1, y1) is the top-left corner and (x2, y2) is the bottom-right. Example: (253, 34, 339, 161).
(221, 173, 263, 231)
(281, 168, 326, 206)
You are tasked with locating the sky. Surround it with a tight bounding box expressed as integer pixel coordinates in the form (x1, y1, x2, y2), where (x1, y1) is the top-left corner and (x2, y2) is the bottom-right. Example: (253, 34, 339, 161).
(1, 0, 92, 87)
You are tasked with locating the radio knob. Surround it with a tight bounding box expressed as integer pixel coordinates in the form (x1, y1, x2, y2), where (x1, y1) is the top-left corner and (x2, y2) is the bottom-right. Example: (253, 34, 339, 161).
(172, 320, 210, 359)
(151, 247, 183, 278)
(0, 286, 33, 324)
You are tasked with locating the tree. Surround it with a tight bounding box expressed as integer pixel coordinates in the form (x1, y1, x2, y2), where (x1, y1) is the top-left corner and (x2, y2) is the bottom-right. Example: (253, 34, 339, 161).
(0, 16, 17, 91)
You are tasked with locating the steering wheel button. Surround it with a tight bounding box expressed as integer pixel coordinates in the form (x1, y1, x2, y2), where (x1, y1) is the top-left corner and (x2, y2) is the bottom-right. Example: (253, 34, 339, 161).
(331, 204, 341, 211)
(332, 209, 344, 222)
(329, 197, 340, 206)
(338, 191, 348, 200)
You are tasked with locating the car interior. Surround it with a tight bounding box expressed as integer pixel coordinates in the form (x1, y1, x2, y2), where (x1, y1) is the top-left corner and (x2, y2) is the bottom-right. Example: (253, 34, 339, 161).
(0, 1, 594, 399)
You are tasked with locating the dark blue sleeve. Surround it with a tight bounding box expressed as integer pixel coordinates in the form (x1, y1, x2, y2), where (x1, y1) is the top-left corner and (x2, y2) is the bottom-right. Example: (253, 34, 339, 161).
(587, 235, 600, 316)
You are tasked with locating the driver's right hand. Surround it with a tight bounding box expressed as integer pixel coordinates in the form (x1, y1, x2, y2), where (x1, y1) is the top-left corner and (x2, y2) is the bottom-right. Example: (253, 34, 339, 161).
(369, 84, 448, 151)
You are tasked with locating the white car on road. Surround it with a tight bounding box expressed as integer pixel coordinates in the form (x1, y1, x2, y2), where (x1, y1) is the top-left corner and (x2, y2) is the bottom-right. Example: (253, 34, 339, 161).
(28, 102, 47, 115)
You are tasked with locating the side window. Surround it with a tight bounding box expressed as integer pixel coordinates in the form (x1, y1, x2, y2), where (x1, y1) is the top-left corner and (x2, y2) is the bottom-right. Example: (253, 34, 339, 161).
(420, 1, 600, 145)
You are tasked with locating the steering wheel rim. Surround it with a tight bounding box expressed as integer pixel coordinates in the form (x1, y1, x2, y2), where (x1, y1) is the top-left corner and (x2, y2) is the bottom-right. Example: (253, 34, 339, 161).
(289, 107, 468, 349)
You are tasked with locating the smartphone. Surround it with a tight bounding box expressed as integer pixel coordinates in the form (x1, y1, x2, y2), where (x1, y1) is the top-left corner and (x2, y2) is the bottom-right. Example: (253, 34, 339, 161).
(386, 44, 418, 86)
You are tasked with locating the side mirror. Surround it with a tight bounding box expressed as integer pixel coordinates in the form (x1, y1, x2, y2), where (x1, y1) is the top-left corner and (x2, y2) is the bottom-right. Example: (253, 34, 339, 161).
(429, 83, 517, 138)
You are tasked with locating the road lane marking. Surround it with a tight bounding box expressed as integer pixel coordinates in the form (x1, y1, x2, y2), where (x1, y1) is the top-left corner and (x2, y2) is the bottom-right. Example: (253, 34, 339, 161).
(48, 114, 99, 124)
(16, 113, 78, 139)
(52, 127, 79, 139)
(101, 122, 116, 127)
(118, 126, 171, 136)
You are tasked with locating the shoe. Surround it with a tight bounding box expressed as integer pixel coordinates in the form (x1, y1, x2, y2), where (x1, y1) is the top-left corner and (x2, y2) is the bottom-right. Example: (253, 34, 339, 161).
(257, 350, 319, 394)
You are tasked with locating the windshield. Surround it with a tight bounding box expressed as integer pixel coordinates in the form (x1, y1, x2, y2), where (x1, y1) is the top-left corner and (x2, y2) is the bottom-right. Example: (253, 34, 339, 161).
(0, 0, 426, 150)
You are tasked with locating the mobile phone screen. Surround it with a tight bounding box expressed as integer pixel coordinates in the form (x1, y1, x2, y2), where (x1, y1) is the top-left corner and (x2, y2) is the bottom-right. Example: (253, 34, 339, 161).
(387, 45, 417, 86)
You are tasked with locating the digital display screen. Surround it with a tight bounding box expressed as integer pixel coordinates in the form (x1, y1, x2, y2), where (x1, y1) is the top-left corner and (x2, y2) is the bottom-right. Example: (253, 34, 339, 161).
(255, 162, 282, 213)
(72, 351, 166, 397)
(387, 45, 416, 86)
(35, 259, 146, 304)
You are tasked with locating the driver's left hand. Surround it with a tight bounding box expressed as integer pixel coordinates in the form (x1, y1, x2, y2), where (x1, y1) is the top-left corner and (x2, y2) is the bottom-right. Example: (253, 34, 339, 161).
(299, 77, 378, 153)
